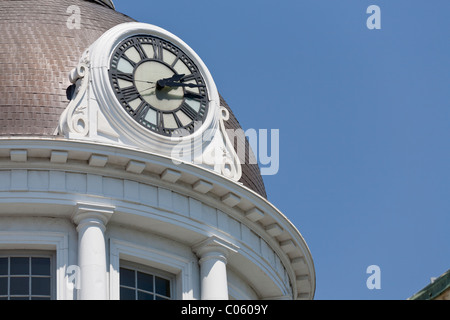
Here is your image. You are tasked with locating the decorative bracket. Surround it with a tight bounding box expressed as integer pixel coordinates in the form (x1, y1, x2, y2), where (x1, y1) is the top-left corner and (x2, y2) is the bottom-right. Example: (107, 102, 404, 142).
(58, 49, 91, 138)
(194, 106, 242, 182)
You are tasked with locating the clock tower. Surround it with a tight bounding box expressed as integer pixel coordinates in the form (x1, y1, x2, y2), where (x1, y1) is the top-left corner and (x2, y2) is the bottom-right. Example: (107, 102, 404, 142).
(0, 0, 314, 300)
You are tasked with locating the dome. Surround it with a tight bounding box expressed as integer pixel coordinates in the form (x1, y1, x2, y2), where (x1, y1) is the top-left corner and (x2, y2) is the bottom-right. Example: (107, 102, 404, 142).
(0, 0, 266, 198)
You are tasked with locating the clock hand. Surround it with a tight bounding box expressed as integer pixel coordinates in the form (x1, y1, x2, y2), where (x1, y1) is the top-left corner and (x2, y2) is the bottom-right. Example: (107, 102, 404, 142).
(157, 73, 193, 89)
(134, 80, 155, 84)
(161, 80, 206, 89)
(169, 74, 186, 82)
(156, 74, 185, 88)
(184, 91, 204, 100)
(138, 85, 156, 95)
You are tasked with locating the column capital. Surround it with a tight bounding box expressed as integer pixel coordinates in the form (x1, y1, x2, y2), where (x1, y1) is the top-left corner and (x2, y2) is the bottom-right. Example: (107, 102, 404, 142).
(72, 202, 115, 228)
(193, 236, 239, 261)
(193, 236, 238, 300)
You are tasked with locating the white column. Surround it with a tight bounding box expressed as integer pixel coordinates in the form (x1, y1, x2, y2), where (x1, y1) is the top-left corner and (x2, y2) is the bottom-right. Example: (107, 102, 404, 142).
(193, 237, 238, 300)
(72, 203, 115, 300)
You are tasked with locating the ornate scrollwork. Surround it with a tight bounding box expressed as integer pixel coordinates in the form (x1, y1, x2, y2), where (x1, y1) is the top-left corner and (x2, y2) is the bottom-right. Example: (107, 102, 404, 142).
(58, 49, 90, 138)
(200, 106, 242, 181)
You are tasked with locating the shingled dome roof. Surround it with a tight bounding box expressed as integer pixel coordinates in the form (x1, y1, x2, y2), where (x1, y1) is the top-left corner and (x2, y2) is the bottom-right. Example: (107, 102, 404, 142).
(0, 0, 267, 198)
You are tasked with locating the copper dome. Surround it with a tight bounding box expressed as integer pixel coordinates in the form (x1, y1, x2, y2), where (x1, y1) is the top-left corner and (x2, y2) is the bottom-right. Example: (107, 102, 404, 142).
(0, 0, 267, 198)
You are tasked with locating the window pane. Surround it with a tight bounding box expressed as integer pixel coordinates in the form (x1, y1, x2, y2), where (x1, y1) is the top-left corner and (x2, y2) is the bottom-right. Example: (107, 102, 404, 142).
(10, 297, 29, 300)
(10, 257, 29, 275)
(120, 262, 173, 301)
(32, 277, 50, 296)
(10, 277, 29, 295)
(120, 287, 136, 300)
(0, 277, 7, 295)
(137, 291, 153, 300)
(31, 258, 50, 276)
(137, 271, 153, 292)
(0, 258, 7, 275)
(155, 277, 170, 297)
(120, 268, 135, 288)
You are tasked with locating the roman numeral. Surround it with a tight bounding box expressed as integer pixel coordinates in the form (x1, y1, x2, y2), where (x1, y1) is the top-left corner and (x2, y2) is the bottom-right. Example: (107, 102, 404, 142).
(170, 54, 180, 68)
(121, 55, 137, 68)
(134, 102, 150, 120)
(157, 111, 164, 129)
(116, 71, 134, 82)
(120, 86, 140, 101)
(173, 113, 183, 128)
(184, 91, 204, 100)
(133, 40, 148, 60)
(180, 102, 198, 120)
(180, 73, 197, 82)
(152, 39, 163, 61)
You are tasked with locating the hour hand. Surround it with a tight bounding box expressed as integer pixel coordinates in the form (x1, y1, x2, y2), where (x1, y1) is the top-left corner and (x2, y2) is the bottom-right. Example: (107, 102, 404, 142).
(156, 74, 186, 89)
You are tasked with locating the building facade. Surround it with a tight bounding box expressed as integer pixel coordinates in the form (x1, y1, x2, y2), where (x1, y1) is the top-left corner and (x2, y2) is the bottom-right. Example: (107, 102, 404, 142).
(0, 0, 315, 300)
(409, 270, 450, 300)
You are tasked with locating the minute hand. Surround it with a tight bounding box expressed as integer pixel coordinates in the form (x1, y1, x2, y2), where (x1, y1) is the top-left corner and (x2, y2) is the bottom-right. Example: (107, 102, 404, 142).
(158, 80, 206, 89)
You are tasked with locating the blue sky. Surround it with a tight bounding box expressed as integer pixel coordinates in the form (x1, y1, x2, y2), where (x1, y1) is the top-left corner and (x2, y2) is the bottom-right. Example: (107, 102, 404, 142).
(113, 0, 450, 299)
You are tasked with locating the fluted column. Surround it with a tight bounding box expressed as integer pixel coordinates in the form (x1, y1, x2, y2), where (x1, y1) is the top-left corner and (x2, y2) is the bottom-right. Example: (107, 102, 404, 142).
(72, 203, 115, 300)
(193, 237, 238, 300)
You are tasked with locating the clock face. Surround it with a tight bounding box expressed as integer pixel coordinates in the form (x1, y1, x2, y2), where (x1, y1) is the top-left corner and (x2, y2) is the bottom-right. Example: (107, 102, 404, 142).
(109, 35, 208, 137)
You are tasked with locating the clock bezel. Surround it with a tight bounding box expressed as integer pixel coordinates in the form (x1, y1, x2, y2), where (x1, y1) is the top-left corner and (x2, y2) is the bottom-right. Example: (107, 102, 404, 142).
(89, 22, 220, 153)
(108, 34, 209, 137)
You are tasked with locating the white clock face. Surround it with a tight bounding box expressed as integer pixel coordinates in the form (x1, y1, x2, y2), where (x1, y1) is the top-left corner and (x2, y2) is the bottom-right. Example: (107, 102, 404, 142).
(109, 35, 208, 136)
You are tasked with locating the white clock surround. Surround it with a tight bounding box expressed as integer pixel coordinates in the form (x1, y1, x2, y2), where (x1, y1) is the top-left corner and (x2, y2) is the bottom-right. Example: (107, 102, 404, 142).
(59, 22, 242, 182)
(91, 22, 220, 146)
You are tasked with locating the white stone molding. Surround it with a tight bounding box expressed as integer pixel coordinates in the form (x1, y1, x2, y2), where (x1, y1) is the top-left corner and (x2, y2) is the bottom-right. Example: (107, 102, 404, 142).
(72, 202, 115, 300)
(109, 238, 196, 300)
(91, 0, 115, 10)
(0, 138, 315, 299)
(88, 22, 220, 148)
(193, 237, 239, 300)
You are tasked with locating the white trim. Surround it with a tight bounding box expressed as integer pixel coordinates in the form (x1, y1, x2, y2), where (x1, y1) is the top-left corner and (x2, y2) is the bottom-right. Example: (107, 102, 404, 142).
(93, 0, 115, 10)
(60, 22, 244, 181)
(0, 231, 70, 300)
(89, 22, 220, 153)
(0, 138, 316, 299)
(109, 238, 194, 300)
